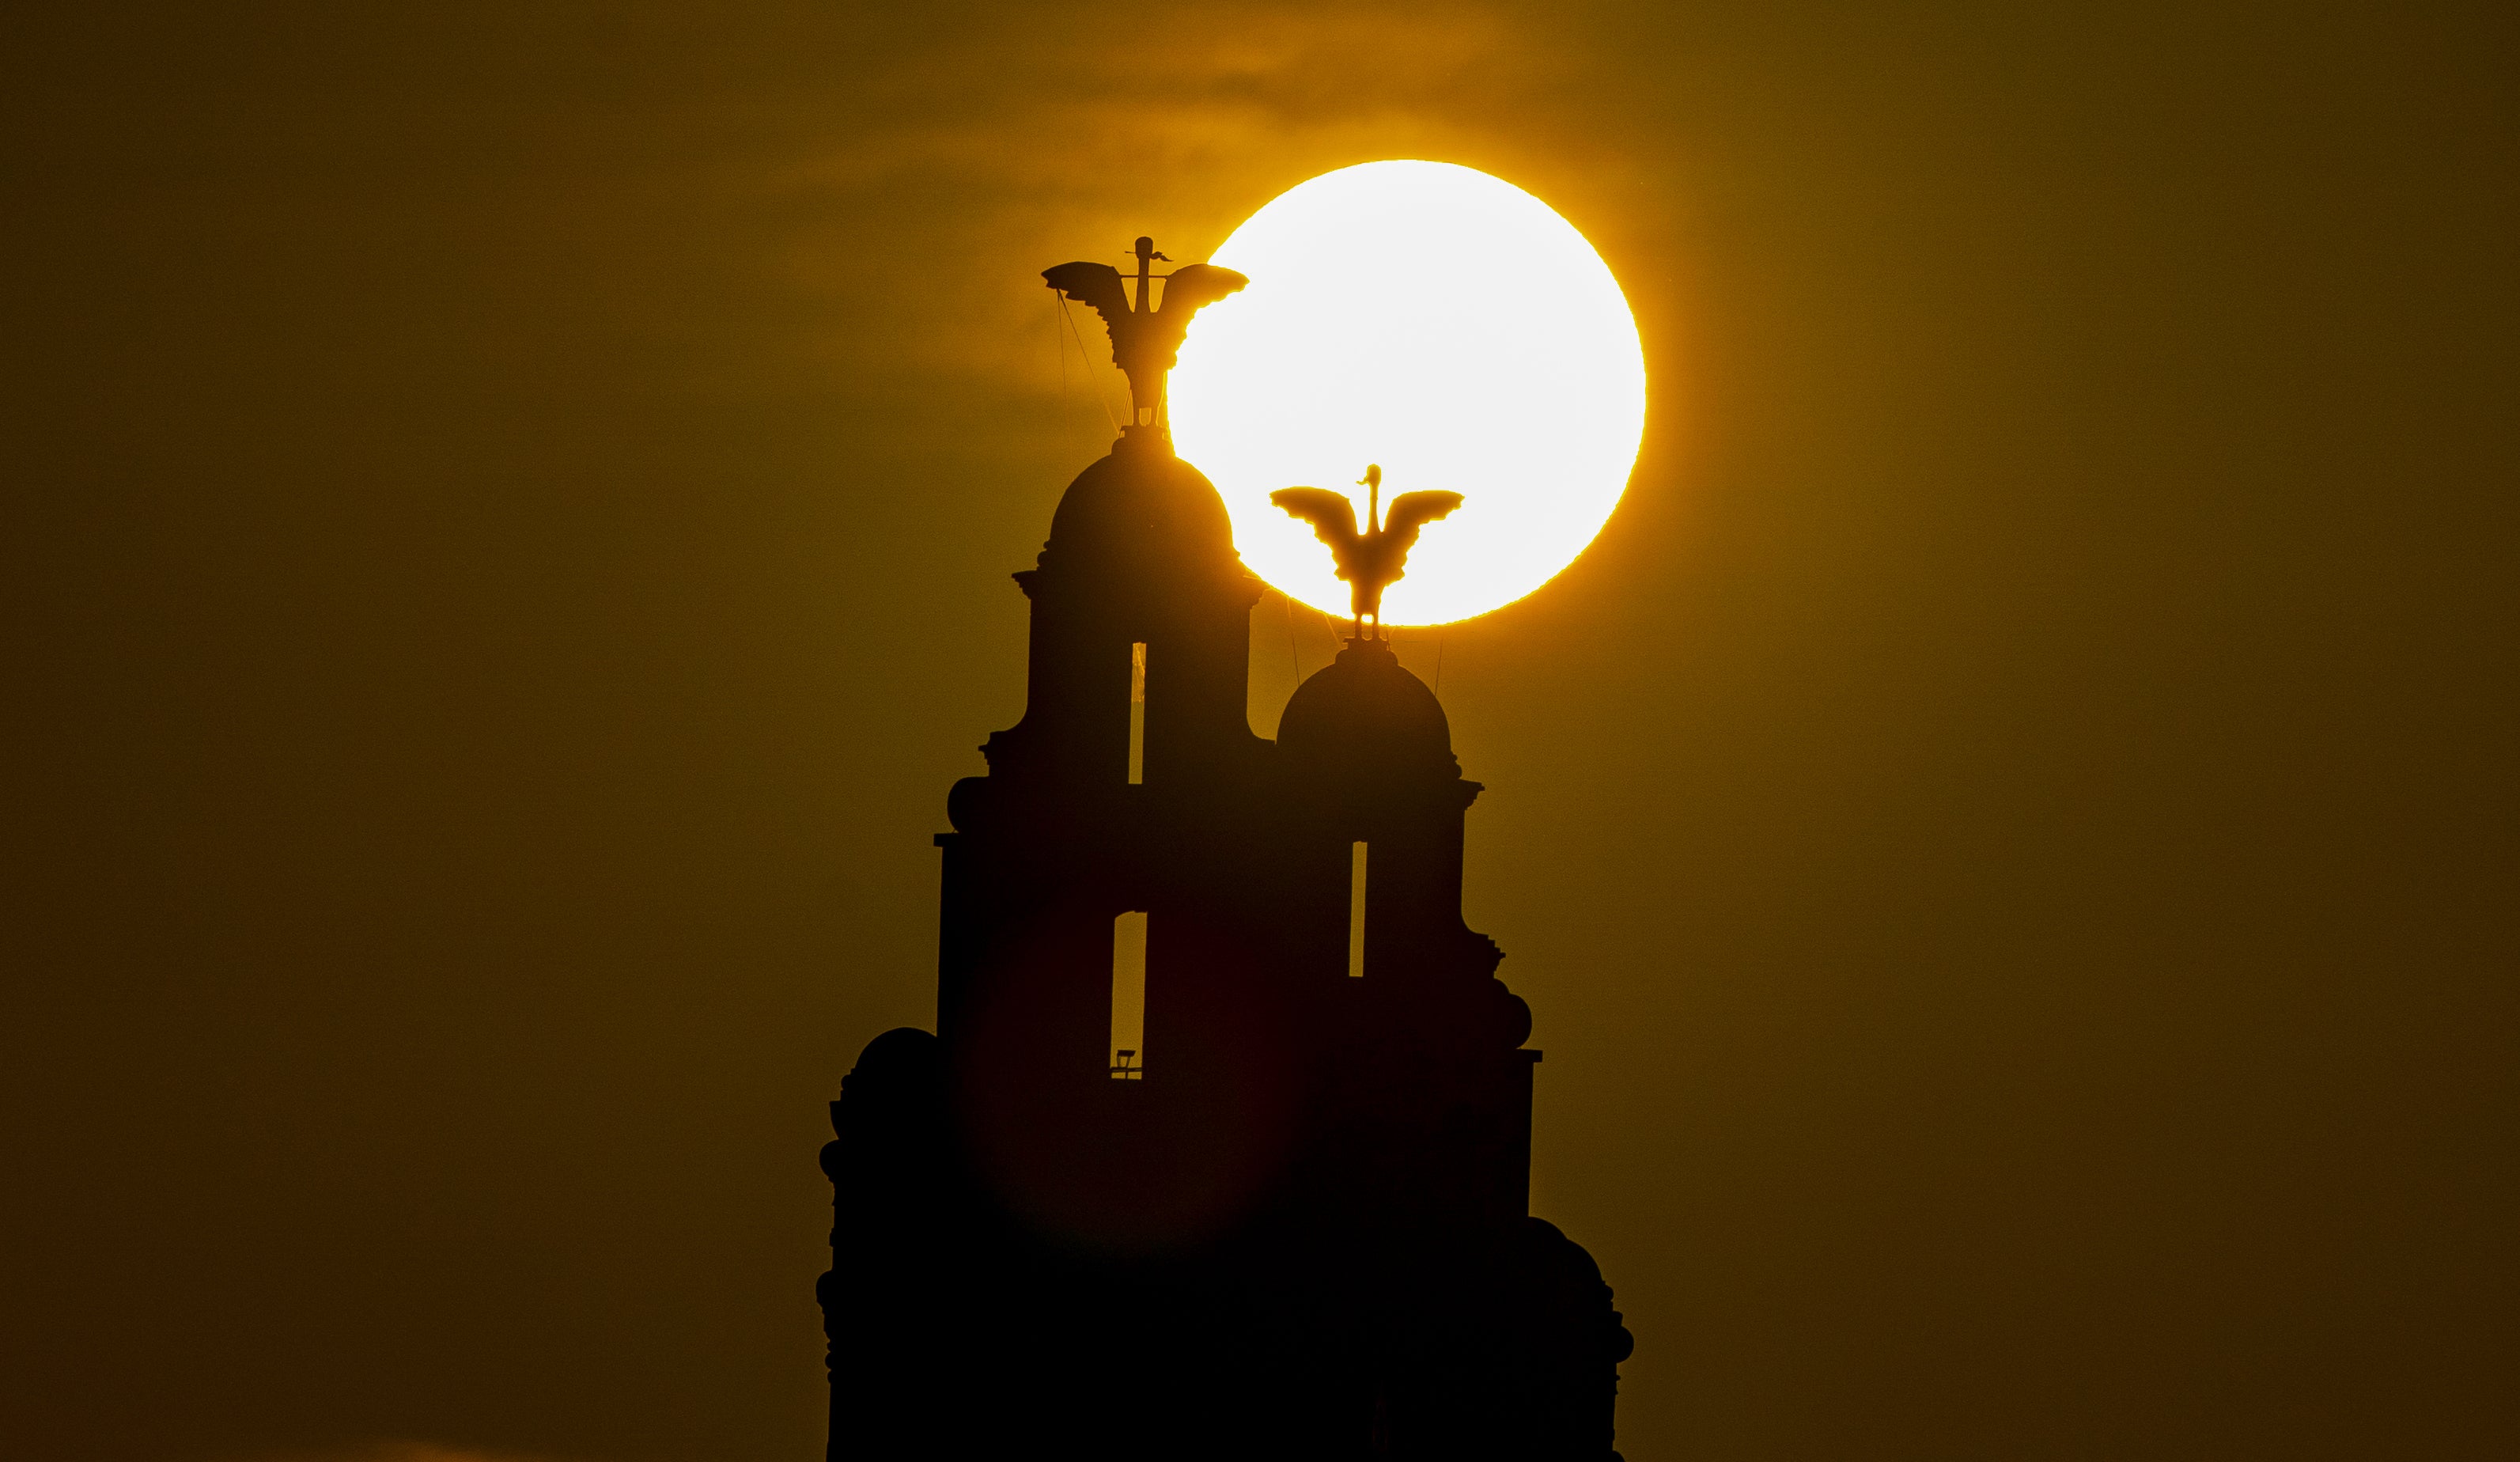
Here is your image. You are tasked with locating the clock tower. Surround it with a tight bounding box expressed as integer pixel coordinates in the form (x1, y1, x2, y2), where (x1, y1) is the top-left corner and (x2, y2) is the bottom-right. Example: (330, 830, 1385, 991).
(817, 243, 1631, 1460)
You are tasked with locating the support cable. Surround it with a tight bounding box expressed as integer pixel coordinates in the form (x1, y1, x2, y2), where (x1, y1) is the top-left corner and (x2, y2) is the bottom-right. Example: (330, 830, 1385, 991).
(1056, 294, 1122, 435)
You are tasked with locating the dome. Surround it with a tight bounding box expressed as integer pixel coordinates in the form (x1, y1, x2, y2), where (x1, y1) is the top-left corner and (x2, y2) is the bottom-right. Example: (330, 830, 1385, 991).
(1277, 639, 1453, 776)
(844, 1027, 940, 1098)
(1045, 430, 1235, 569)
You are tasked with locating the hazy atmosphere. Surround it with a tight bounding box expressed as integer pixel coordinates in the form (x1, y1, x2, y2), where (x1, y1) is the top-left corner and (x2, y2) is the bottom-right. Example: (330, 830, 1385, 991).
(5, 3, 2514, 1459)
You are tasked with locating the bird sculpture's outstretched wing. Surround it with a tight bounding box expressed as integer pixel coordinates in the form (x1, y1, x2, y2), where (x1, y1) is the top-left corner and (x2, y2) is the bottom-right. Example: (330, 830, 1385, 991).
(1042, 261, 1132, 329)
(1377, 490, 1466, 564)
(1154, 263, 1250, 322)
(1269, 488, 1363, 571)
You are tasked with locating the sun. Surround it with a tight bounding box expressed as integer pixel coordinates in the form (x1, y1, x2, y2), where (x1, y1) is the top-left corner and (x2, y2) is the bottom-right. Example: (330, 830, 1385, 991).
(1168, 161, 1647, 626)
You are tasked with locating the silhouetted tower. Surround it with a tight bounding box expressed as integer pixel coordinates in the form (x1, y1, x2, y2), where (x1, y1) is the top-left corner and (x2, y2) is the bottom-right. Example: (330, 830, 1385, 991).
(819, 241, 1631, 1461)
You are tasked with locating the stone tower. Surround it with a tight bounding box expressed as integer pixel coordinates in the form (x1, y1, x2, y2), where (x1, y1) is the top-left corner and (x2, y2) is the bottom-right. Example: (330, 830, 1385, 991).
(817, 244, 1631, 1461)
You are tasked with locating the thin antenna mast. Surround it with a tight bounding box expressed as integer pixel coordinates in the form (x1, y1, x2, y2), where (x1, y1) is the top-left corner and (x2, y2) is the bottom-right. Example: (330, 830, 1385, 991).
(1131, 236, 1167, 426)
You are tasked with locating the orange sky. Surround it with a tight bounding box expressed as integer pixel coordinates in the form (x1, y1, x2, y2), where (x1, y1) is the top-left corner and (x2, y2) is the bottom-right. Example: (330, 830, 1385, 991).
(4, 4, 2514, 1460)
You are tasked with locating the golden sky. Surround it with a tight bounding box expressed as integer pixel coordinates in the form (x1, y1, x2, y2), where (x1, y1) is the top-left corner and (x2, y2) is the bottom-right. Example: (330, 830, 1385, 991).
(4, 4, 2514, 1460)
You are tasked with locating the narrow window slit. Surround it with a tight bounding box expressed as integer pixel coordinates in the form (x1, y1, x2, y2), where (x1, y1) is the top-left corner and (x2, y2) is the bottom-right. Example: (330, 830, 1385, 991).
(1127, 641, 1148, 786)
(1347, 841, 1368, 979)
(1111, 911, 1147, 1078)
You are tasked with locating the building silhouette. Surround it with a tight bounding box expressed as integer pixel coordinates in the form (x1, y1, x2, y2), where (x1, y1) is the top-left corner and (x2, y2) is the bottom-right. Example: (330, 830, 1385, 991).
(818, 241, 1632, 1460)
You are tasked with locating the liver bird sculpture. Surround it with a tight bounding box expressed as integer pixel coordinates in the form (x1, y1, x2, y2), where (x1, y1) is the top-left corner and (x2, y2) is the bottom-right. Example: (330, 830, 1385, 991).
(1272, 465, 1464, 640)
(1044, 236, 1248, 430)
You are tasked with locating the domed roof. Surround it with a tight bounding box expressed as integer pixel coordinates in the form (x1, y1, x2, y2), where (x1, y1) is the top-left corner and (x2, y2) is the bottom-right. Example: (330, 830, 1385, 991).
(1277, 639, 1453, 776)
(1045, 430, 1235, 568)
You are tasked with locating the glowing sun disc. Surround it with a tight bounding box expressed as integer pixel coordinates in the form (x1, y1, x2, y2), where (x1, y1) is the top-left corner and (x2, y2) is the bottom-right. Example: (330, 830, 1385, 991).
(1169, 161, 1646, 626)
